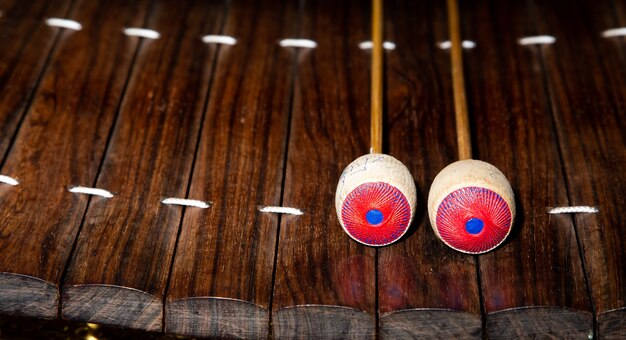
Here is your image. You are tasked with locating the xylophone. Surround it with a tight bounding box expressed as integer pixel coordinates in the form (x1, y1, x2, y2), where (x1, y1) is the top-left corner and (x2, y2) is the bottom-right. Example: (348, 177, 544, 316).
(0, 0, 624, 339)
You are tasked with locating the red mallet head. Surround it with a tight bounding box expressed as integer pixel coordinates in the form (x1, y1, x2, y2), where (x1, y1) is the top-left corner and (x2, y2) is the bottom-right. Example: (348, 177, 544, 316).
(428, 159, 515, 254)
(336, 154, 417, 247)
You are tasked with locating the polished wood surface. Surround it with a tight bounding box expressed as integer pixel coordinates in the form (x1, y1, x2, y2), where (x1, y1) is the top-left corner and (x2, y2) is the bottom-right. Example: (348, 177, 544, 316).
(464, 0, 593, 337)
(62, 0, 222, 331)
(0, 0, 624, 338)
(272, 0, 377, 338)
(0, 0, 70, 159)
(165, 0, 296, 337)
(533, 0, 626, 337)
(0, 0, 142, 319)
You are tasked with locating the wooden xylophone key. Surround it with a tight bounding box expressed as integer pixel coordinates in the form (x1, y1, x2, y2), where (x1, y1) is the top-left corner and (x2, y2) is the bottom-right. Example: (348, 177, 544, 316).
(532, 0, 626, 337)
(164, 0, 299, 338)
(461, 0, 593, 337)
(334, 0, 417, 249)
(377, 0, 482, 337)
(61, 0, 225, 331)
(426, 0, 516, 255)
(0, 0, 147, 319)
(271, 0, 378, 338)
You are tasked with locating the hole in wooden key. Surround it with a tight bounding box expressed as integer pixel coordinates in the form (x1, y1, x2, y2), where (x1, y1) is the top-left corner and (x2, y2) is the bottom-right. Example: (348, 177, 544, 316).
(201, 34, 237, 45)
(548, 206, 598, 214)
(602, 27, 626, 38)
(258, 206, 304, 215)
(45, 18, 82, 31)
(358, 41, 396, 50)
(123, 27, 160, 40)
(0, 175, 19, 186)
(438, 40, 476, 49)
(278, 39, 317, 48)
(161, 197, 211, 209)
(518, 35, 556, 45)
(68, 186, 114, 198)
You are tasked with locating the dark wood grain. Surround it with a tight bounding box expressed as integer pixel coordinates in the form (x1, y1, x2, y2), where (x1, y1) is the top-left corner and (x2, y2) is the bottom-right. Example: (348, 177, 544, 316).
(486, 307, 594, 339)
(461, 0, 594, 338)
(610, 0, 626, 33)
(61, 0, 225, 331)
(270, 0, 377, 338)
(599, 309, 626, 340)
(377, 0, 482, 338)
(530, 0, 626, 338)
(164, 0, 298, 338)
(0, 0, 147, 319)
(0, 0, 71, 162)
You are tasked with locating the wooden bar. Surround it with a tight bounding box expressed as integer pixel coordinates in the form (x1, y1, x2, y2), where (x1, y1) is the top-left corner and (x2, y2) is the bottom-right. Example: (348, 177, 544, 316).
(0, 1, 624, 337)
(531, 0, 626, 337)
(461, 0, 594, 338)
(0, 0, 147, 319)
(0, 0, 71, 161)
(61, 0, 225, 331)
(271, 0, 377, 338)
(164, 0, 298, 338)
(377, 0, 482, 338)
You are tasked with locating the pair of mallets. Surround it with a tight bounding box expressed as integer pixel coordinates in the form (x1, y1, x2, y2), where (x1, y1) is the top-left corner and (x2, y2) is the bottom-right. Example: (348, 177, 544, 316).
(335, 0, 515, 254)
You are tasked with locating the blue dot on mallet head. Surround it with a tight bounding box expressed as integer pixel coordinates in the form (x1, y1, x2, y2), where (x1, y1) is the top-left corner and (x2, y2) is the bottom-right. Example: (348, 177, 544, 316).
(465, 218, 484, 234)
(366, 209, 384, 225)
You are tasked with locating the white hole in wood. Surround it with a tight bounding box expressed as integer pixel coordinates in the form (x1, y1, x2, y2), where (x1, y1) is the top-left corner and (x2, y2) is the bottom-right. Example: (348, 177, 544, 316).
(46, 18, 82, 31)
(161, 197, 211, 209)
(123, 27, 160, 40)
(602, 27, 626, 38)
(548, 206, 598, 214)
(201, 35, 237, 45)
(358, 41, 396, 50)
(0, 175, 19, 186)
(69, 186, 114, 198)
(438, 40, 476, 49)
(279, 39, 317, 48)
(258, 206, 304, 215)
(518, 35, 556, 45)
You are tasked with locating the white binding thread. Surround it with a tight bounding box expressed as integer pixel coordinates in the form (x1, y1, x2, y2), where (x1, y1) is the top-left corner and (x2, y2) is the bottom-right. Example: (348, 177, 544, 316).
(201, 35, 237, 45)
(279, 39, 317, 48)
(358, 41, 396, 50)
(123, 28, 160, 40)
(258, 206, 303, 215)
(45, 18, 82, 31)
(438, 40, 476, 49)
(0, 175, 19, 186)
(601, 28, 626, 38)
(518, 35, 556, 45)
(162, 198, 210, 209)
(69, 186, 114, 198)
(549, 206, 598, 214)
